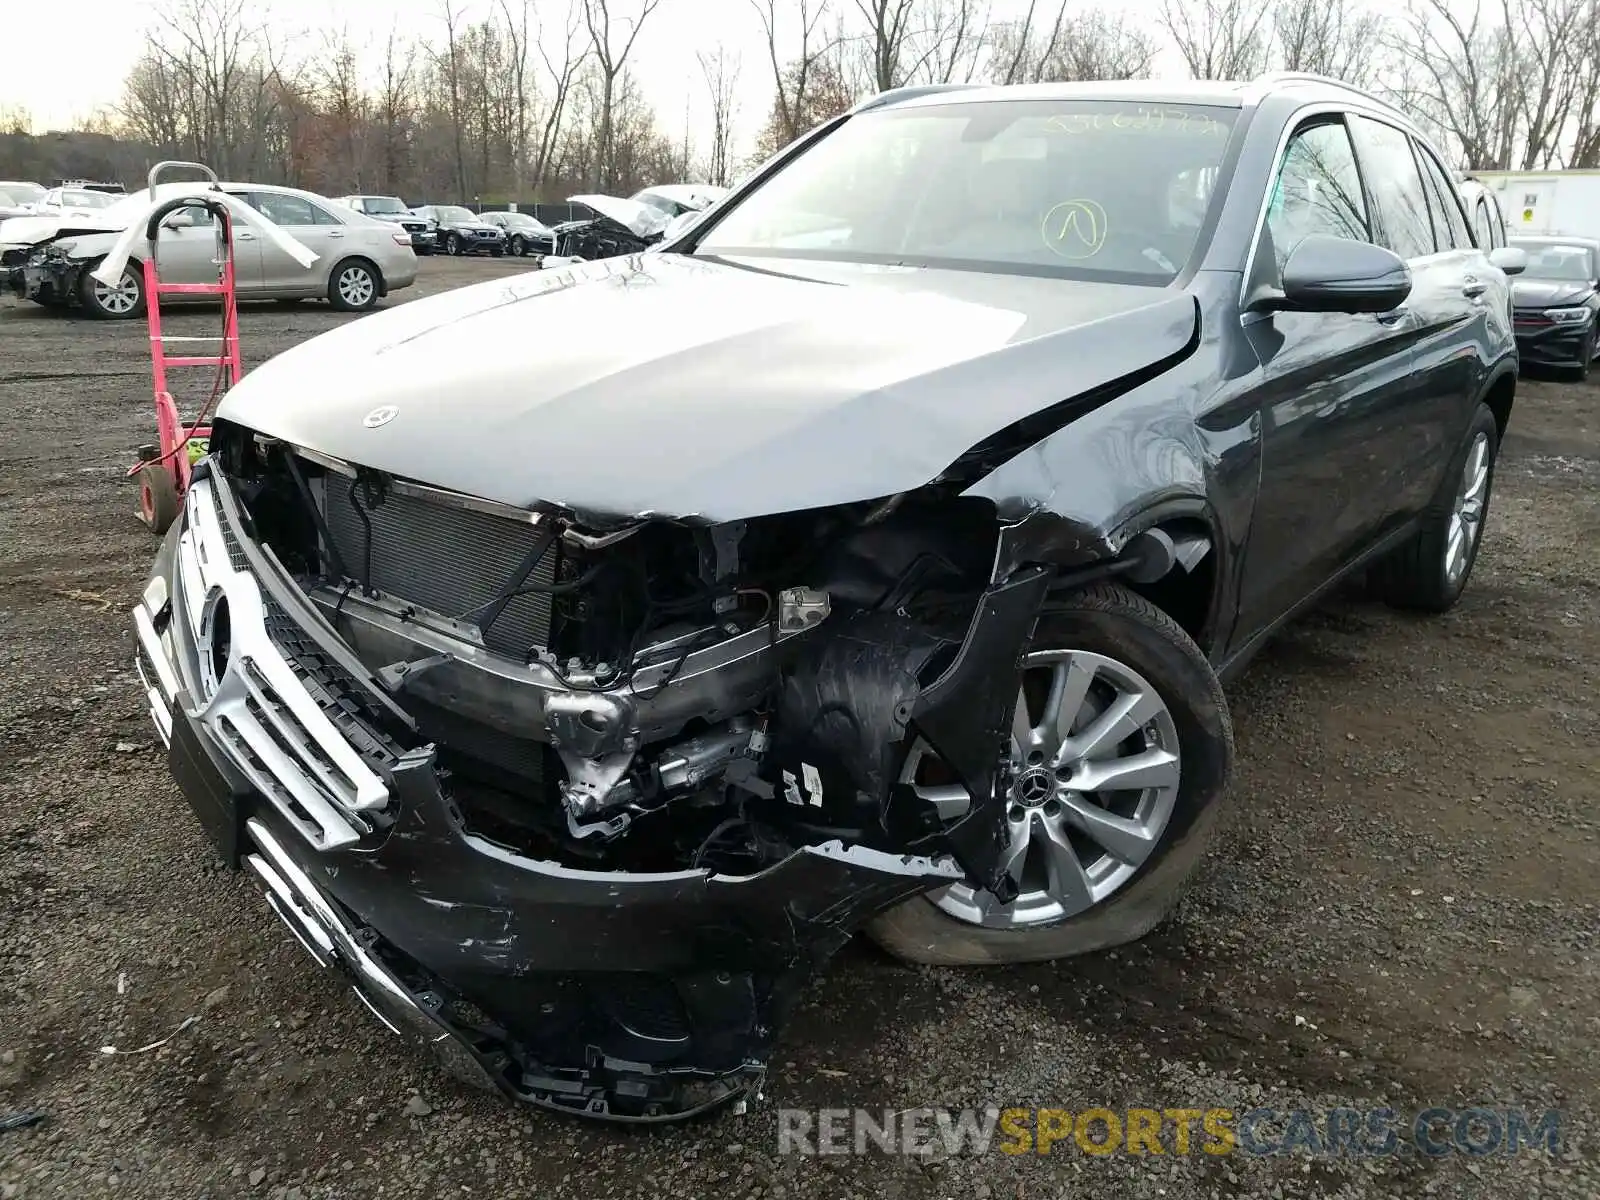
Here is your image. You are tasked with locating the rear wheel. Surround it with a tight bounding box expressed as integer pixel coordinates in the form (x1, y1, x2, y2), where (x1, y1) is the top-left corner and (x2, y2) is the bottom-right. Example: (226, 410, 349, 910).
(327, 259, 380, 312)
(1370, 402, 1498, 612)
(866, 583, 1234, 966)
(138, 467, 181, 534)
(78, 259, 145, 320)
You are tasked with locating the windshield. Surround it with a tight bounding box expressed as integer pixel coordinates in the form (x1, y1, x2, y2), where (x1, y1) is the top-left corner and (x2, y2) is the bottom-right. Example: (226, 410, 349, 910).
(696, 100, 1238, 282)
(364, 197, 407, 214)
(438, 205, 476, 222)
(1512, 240, 1596, 283)
(57, 189, 117, 209)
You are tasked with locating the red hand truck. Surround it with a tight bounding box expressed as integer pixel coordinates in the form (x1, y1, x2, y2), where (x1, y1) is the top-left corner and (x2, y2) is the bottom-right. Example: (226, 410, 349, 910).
(129, 161, 245, 534)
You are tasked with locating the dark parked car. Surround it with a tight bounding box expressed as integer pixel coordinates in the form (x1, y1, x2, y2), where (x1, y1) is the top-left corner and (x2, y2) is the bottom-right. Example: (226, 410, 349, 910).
(1507, 234, 1600, 378)
(478, 210, 556, 257)
(410, 204, 506, 256)
(135, 73, 1522, 1124)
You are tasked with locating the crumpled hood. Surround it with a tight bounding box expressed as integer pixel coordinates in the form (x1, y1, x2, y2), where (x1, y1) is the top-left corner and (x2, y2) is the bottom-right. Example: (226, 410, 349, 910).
(1512, 279, 1595, 309)
(218, 253, 1198, 523)
(0, 213, 121, 245)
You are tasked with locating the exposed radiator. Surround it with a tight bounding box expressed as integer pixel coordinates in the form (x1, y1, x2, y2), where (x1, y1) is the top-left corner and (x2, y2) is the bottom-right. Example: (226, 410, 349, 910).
(320, 478, 558, 660)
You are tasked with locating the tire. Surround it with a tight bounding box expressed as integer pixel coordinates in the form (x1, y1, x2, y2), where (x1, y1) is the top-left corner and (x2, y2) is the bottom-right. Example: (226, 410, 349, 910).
(327, 259, 380, 312)
(444, 232, 460, 256)
(865, 582, 1234, 967)
(1370, 402, 1499, 613)
(1572, 330, 1595, 381)
(139, 467, 181, 534)
(77, 259, 145, 320)
(509, 235, 525, 257)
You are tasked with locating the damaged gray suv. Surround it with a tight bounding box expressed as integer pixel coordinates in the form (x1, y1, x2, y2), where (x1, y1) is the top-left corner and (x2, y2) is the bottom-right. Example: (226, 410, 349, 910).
(135, 73, 1520, 1121)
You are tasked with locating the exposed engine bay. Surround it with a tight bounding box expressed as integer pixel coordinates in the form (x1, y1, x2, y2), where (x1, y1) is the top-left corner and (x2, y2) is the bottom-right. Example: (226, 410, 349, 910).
(145, 412, 1124, 1121)
(211, 417, 1028, 875)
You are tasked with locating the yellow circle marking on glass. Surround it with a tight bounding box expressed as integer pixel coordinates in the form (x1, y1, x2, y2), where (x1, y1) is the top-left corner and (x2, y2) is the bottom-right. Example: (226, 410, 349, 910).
(1042, 199, 1108, 259)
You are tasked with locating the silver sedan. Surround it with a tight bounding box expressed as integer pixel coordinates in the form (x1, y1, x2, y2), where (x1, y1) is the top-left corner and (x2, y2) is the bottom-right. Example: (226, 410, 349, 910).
(5, 182, 419, 320)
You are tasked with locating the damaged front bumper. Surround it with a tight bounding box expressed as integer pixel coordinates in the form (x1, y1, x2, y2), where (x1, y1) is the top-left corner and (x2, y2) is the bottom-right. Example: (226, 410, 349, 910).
(134, 469, 962, 1121)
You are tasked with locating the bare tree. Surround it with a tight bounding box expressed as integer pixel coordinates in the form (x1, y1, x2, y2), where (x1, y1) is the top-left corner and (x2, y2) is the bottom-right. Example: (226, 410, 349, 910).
(376, 29, 418, 193)
(748, 0, 836, 152)
(319, 29, 369, 189)
(1271, 0, 1387, 87)
(1384, 0, 1521, 168)
(581, 0, 667, 190)
(535, 0, 590, 188)
(698, 45, 742, 185)
(1160, 0, 1273, 81)
(499, 0, 535, 198)
(991, 7, 1156, 83)
(436, 0, 470, 198)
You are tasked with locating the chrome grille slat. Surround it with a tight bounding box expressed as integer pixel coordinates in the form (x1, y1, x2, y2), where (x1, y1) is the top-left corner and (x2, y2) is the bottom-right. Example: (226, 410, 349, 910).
(320, 478, 557, 659)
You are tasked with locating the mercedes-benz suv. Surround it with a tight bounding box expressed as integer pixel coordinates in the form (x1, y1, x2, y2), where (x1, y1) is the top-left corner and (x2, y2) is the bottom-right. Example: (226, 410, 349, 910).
(134, 73, 1522, 1123)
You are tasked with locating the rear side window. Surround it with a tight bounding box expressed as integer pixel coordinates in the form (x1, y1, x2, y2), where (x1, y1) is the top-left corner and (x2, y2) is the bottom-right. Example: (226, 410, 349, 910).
(1414, 144, 1471, 250)
(1349, 116, 1436, 260)
(1264, 119, 1370, 275)
(1474, 199, 1499, 249)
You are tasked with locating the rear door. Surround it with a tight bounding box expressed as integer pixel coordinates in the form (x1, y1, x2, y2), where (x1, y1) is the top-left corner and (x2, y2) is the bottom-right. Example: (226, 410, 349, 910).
(1233, 113, 1423, 640)
(1351, 115, 1488, 516)
(240, 191, 345, 294)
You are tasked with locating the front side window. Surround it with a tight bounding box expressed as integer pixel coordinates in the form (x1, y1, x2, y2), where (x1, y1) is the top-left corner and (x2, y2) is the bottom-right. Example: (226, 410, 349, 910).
(695, 100, 1240, 283)
(1474, 199, 1497, 249)
(1263, 119, 1369, 275)
(1349, 115, 1436, 260)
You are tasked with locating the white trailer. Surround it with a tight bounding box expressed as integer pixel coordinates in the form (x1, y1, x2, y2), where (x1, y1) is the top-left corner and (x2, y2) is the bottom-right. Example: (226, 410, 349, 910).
(1472, 169, 1600, 242)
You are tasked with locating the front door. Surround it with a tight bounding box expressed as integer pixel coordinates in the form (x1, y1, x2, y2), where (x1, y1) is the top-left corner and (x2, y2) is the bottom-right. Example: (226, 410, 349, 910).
(1232, 115, 1422, 644)
(150, 205, 242, 286)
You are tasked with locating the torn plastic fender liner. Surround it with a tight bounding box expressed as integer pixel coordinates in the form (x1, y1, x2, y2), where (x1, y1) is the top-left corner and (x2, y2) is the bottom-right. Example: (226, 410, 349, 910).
(910, 565, 1052, 900)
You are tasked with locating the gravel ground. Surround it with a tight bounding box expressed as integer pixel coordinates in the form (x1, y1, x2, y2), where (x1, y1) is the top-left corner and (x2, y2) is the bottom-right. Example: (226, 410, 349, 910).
(1, 256, 1596, 1199)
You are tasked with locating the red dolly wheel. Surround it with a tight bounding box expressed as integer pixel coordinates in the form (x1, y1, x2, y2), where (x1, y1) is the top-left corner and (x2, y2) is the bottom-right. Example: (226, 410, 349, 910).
(139, 467, 182, 534)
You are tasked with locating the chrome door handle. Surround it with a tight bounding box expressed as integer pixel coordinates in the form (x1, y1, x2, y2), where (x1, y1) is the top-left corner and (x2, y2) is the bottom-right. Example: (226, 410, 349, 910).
(327, 231, 345, 239)
(235, 231, 255, 240)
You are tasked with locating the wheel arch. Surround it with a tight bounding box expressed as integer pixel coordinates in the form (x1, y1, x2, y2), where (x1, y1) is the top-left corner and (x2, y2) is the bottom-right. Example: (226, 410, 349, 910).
(331, 254, 385, 299)
(997, 494, 1227, 653)
(1478, 362, 1515, 441)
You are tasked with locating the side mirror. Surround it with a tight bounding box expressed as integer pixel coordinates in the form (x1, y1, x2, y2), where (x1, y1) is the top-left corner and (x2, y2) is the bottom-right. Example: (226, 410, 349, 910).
(1488, 246, 1527, 276)
(662, 209, 704, 243)
(1252, 235, 1412, 315)
(162, 210, 196, 230)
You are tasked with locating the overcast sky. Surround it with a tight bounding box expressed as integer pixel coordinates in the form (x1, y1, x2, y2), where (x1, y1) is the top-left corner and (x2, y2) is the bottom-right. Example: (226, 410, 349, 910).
(3, 0, 1179, 156)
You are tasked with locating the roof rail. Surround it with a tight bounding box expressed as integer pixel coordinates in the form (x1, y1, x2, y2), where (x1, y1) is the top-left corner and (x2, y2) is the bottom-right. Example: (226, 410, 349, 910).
(850, 83, 981, 114)
(1251, 71, 1398, 113)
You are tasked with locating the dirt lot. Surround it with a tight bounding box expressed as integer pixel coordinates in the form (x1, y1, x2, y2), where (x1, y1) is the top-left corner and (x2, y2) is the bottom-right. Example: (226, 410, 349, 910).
(1, 255, 1596, 1200)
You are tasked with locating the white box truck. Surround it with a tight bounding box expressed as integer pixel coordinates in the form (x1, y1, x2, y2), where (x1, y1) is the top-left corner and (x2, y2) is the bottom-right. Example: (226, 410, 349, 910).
(1473, 169, 1600, 241)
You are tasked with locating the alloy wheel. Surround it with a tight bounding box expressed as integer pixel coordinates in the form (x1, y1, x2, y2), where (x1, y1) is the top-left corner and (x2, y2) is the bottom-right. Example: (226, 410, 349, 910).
(94, 271, 140, 315)
(1445, 432, 1490, 585)
(337, 265, 375, 308)
(900, 648, 1182, 929)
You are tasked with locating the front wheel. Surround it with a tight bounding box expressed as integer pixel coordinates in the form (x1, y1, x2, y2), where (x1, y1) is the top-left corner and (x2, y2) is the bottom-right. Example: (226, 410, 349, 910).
(866, 583, 1234, 967)
(78, 259, 145, 320)
(509, 235, 525, 256)
(444, 232, 460, 256)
